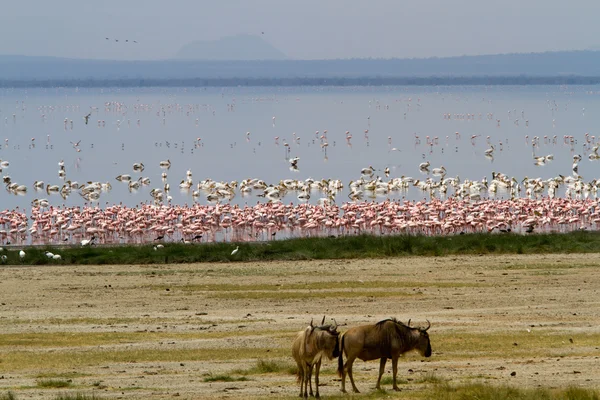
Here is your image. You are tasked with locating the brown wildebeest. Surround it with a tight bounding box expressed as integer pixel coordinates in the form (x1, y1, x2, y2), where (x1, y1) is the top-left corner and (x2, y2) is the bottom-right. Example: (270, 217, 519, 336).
(337, 318, 431, 393)
(292, 317, 340, 398)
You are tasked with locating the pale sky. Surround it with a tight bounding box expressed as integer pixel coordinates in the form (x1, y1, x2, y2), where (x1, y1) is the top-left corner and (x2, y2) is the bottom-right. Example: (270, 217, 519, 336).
(1, 0, 598, 60)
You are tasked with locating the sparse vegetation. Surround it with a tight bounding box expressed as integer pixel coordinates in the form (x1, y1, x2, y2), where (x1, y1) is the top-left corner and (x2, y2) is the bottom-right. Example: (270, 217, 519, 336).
(36, 379, 72, 388)
(379, 375, 408, 386)
(3, 232, 600, 265)
(203, 374, 250, 382)
(0, 392, 17, 400)
(52, 394, 100, 400)
(232, 359, 289, 376)
(429, 383, 600, 400)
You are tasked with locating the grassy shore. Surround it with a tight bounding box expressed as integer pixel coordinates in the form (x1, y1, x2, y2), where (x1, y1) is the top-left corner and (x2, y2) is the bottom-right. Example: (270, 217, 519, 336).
(2, 231, 600, 265)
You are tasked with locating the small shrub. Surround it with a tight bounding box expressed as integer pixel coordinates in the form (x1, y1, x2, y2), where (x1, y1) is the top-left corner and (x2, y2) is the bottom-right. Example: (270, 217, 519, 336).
(380, 376, 408, 386)
(203, 374, 249, 383)
(255, 359, 284, 373)
(232, 359, 287, 375)
(0, 392, 17, 400)
(37, 379, 72, 388)
(417, 372, 444, 384)
(53, 394, 100, 400)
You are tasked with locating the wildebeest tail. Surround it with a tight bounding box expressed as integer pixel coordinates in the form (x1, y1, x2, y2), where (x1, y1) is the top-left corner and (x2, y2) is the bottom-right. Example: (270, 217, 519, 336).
(337, 332, 345, 377)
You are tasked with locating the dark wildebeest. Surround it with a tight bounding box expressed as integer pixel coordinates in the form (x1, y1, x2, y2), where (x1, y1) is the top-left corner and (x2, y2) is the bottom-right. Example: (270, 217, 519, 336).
(292, 317, 340, 398)
(337, 318, 431, 393)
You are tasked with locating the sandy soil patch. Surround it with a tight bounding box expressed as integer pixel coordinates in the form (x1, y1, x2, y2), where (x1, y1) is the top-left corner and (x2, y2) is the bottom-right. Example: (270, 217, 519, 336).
(1, 253, 599, 399)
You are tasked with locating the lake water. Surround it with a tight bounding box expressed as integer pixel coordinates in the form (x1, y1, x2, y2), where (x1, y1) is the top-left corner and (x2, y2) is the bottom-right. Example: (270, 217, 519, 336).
(0, 85, 599, 212)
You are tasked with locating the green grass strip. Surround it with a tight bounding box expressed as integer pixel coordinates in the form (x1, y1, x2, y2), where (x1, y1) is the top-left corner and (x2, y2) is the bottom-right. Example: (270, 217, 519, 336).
(3, 231, 600, 265)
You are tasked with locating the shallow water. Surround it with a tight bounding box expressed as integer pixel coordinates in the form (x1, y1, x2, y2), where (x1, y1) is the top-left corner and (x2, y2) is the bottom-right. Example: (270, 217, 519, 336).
(0, 85, 599, 211)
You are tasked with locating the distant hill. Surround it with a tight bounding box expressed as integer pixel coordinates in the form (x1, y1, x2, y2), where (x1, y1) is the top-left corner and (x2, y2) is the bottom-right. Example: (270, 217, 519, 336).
(2, 50, 600, 81)
(175, 34, 287, 60)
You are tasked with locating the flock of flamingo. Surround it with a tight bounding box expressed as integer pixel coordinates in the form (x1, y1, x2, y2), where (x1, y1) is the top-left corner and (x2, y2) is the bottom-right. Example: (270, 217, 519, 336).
(0, 89, 600, 246)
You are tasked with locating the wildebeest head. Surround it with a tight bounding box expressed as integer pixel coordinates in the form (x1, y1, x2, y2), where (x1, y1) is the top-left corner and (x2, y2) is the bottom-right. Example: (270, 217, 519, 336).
(311, 317, 340, 359)
(415, 320, 432, 357)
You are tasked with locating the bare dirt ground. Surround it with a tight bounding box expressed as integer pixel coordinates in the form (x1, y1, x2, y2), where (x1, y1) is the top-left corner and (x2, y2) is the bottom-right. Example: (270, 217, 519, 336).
(1, 253, 600, 399)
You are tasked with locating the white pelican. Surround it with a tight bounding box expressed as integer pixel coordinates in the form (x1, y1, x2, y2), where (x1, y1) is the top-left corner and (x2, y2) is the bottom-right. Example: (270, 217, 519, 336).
(419, 161, 430, 170)
(159, 160, 171, 169)
(116, 174, 131, 182)
(484, 145, 495, 156)
(432, 166, 447, 176)
(133, 162, 145, 172)
(361, 165, 375, 176)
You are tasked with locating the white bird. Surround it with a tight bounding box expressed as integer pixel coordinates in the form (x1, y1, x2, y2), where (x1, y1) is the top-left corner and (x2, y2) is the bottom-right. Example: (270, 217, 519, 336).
(133, 162, 145, 172)
(116, 174, 131, 182)
(419, 161, 430, 170)
(81, 236, 95, 246)
(154, 244, 164, 250)
(19, 250, 25, 262)
(159, 160, 171, 169)
(231, 246, 239, 256)
(361, 166, 375, 176)
(432, 166, 447, 176)
(484, 145, 495, 156)
(52, 254, 62, 260)
(44, 251, 54, 258)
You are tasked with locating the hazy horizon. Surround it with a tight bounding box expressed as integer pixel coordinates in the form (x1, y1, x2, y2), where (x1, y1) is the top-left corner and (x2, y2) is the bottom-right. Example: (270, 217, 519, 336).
(2, 0, 599, 61)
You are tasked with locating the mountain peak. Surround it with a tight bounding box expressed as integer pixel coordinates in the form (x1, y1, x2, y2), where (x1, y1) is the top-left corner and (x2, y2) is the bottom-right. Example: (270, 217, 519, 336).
(175, 34, 287, 61)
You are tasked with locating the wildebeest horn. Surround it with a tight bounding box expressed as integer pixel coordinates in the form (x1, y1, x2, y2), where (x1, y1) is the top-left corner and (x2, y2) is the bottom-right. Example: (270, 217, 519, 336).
(407, 319, 411, 327)
(321, 315, 326, 325)
(330, 318, 338, 331)
(421, 319, 431, 332)
(310, 318, 314, 328)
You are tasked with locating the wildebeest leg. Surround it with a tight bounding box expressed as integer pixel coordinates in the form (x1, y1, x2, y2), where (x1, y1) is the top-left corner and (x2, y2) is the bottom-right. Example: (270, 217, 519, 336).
(340, 358, 348, 393)
(314, 358, 322, 398)
(303, 363, 311, 398)
(375, 357, 387, 390)
(307, 363, 313, 397)
(392, 355, 400, 391)
(300, 363, 307, 398)
(297, 360, 305, 397)
(345, 356, 360, 393)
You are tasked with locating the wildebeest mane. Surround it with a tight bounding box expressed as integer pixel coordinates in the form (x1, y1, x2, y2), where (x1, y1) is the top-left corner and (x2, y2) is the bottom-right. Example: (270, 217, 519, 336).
(376, 317, 410, 328)
(376, 317, 396, 326)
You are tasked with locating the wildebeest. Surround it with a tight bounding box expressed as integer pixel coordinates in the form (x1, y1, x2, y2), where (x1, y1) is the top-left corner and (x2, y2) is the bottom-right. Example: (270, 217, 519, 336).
(337, 318, 431, 393)
(292, 317, 340, 398)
